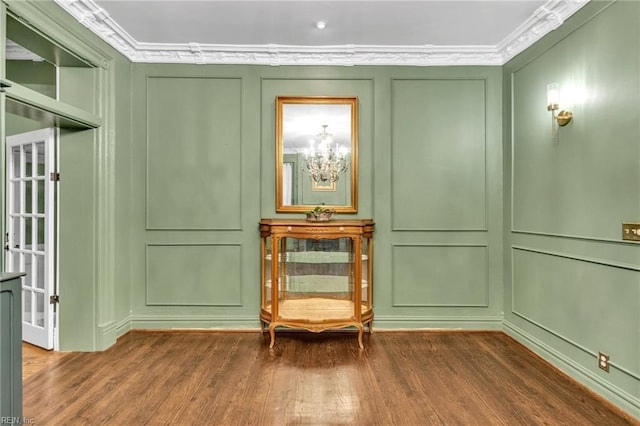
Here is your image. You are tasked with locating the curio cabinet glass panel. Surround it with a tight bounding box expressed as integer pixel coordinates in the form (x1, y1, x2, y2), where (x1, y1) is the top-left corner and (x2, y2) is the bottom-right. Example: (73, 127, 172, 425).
(260, 219, 374, 348)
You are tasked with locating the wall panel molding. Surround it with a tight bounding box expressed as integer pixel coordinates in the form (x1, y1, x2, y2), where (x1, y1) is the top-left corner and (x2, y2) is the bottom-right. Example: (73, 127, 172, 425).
(391, 244, 489, 307)
(511, 246, 640, 381)
(511, 245, 640, 272)
(145, 243, 243, 307)
(145, 76, 243, 231)
(390, 78, 488, 231)
(509, 2, 640, 242)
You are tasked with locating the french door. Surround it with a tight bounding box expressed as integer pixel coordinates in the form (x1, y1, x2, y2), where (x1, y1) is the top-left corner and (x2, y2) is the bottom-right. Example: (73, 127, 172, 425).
(5, 128, 56, 349)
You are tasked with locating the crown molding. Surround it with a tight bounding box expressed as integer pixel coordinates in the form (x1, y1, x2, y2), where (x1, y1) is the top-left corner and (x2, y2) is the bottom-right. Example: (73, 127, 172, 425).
(53, 0, 589, 67)
(497, 0, 589, 61)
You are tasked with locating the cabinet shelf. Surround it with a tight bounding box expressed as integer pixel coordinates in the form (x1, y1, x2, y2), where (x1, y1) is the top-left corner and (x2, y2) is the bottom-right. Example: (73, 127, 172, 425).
(260, 219, 374, 348)
(265, 298, 369, 322)
(265, 252, 368, 263)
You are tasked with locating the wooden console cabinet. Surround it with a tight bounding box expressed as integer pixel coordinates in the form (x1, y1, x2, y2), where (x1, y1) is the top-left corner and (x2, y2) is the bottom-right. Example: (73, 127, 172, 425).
(259, 219, 374, 348)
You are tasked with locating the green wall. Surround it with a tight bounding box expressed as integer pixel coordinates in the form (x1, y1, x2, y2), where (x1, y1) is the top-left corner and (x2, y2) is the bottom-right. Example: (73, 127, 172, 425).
(6, 60, 55, 99)
(128, 64, 503, 330)
(503, 0, 640, 417)
(5, 112, 44, 136)
(0, 0, 637, 418)
(1, 0, 133, 351)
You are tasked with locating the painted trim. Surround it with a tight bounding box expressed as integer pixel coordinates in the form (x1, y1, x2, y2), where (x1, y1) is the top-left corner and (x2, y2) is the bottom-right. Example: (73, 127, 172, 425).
(129, 315, 259, 329)
(95, 65, 117, 330)
(374, 315, 503, 330)
(143, 75, 244, 231)
(390, 78, 489, 232)
(53, 0, 589, 66)
(4, 80, 102, 129)
(512, 245, 640, 272)
(97, 315, 131, 350)
(512, 229, 639, 245)
(5, 1, 109, 67)
(504, 321, 640, 418)
(510, 246, 640, 381)
(391, 243, 490, 307)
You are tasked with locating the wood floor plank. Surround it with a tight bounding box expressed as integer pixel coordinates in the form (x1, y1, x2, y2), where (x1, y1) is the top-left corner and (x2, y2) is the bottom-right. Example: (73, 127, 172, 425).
(23, 331, 638, 425)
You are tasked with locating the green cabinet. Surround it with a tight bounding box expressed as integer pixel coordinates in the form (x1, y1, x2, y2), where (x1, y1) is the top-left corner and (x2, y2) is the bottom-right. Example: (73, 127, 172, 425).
(0, 273, 25, 419)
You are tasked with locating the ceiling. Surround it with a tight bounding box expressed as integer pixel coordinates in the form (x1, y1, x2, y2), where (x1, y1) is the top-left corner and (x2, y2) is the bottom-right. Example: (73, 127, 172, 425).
(51, 0, 588, 66)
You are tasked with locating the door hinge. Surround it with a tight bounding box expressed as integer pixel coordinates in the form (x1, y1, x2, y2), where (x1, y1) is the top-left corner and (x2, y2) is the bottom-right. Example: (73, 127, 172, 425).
(50, 295, 60, 304)
(50, 172, 60, 181)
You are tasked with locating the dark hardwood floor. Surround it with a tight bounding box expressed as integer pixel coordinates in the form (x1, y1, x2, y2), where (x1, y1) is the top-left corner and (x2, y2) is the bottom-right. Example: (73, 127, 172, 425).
(23, 331, 638, 425)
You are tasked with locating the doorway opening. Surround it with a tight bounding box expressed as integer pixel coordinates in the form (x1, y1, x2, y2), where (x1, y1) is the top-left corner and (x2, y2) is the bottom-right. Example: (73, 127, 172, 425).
(5, 128, 58, 350)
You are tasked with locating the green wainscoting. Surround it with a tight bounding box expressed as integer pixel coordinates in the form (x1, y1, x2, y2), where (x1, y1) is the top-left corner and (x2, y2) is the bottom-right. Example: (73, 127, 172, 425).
(511, 1, 639, 240)
(146, 244, 242, 306)
(260, 77, 375, 217)
(504, 0, 640, 417)
(392, 244, 488, 307)
(512, 248, 639, 368)
(146, 76, 243, 230)
(0, 0, 637, 419)
(128, 66, 503, 331)
(391, 79, 487, 231)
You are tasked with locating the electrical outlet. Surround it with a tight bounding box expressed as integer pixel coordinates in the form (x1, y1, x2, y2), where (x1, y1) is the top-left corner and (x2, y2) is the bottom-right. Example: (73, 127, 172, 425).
(598, 352, 610, 372)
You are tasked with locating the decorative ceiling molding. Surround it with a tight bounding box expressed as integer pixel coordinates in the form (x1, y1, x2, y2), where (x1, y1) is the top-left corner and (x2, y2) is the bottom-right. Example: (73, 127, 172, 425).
(53, 0, 589, 67)
(497, 0, 589, 61)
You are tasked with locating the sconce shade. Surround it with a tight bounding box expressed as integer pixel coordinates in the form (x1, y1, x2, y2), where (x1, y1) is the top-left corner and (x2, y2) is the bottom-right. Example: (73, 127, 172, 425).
(547, 83, 559, 110)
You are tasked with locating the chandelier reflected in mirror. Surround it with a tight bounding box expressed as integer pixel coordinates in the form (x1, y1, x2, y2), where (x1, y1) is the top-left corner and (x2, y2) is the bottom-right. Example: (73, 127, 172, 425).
(303, 124, 349, 183)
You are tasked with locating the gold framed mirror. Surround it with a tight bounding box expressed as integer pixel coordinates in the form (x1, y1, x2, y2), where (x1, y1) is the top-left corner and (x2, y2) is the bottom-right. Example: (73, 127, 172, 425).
(276, 96, 358, 213)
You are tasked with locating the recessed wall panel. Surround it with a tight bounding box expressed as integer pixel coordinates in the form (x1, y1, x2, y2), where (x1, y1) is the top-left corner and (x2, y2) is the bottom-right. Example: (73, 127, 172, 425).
(391, 79, 486, 230)
(511, 2, 640, 240)
(512, 247, 639, 373)
(146, 244, 242, 306)
(146, 77, 242, 230)
(392, 245, 488, 307)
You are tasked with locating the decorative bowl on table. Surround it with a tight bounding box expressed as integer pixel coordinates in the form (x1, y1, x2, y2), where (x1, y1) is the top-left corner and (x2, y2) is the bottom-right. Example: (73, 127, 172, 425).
(305, 207, 335, 222)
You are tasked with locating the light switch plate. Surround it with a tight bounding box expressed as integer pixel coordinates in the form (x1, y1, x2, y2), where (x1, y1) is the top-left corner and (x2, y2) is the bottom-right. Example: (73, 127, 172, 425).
(622, 222, 640, 241)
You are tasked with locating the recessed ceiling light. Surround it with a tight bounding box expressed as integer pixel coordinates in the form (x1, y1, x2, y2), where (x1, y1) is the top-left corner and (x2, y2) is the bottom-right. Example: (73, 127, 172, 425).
(315, 20, 327, 30)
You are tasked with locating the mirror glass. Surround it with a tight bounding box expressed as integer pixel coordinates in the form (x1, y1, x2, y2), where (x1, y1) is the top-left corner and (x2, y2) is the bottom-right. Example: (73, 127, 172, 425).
(276, 96, 358, 213)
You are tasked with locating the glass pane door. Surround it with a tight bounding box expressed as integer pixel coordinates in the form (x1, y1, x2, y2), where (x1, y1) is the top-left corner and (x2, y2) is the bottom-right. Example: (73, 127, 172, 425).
(6, 129, 55, 349)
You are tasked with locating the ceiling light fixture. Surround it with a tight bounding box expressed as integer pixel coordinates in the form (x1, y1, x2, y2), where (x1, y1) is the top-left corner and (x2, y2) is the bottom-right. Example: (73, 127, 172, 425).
(315, 20, 327, 30)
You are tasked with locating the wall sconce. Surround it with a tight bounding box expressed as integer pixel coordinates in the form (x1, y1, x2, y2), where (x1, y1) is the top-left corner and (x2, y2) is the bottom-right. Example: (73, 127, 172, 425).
(547, 83, 573, 142)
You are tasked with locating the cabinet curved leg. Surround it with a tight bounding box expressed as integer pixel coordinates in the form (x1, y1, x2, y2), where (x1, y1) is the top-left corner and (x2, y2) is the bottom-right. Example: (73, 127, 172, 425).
(268, 324, 276, 349)
(357, 324, 364, 349)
